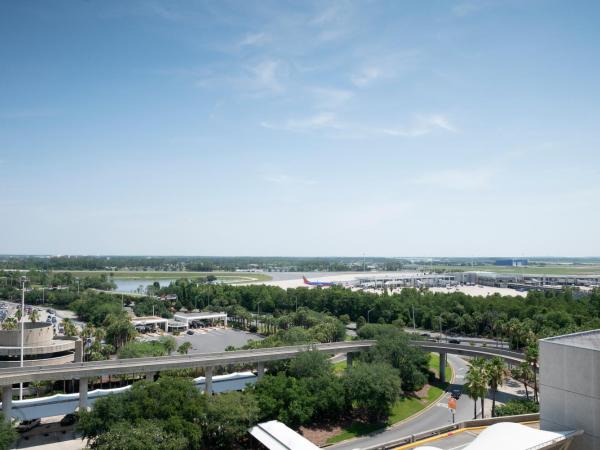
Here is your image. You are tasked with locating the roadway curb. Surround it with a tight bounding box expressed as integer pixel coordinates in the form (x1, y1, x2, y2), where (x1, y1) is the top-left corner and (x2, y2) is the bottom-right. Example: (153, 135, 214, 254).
(324, 356, 456, 448)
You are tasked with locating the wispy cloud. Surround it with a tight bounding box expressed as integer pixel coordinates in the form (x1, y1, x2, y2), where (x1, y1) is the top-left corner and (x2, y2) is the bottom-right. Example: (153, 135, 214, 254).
(309, 87, 354, 108)
(351, 51, 421, 87)
(239, 32, 270, 47)
(412, 168, 494, 190)
(351, 67, 383, 87)
(262, 113, 457, 138)
(247, 59, 286, 93)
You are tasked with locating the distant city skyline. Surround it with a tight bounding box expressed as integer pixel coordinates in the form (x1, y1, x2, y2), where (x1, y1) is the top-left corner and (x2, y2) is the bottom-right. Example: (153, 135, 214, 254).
(1, 1, 599, 256)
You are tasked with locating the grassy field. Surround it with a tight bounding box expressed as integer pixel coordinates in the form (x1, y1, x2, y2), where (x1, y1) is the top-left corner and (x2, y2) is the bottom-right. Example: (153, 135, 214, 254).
(325, 353, 452, 444)
(432, 264, 600, 275)
(49, 270, 272, 282)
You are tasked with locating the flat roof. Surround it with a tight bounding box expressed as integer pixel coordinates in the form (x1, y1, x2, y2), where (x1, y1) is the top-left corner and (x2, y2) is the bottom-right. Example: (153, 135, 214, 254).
(132, 316, 168, 324)
(249, 420, 319, 450)
(413, 422, 581, 450)
(173, 312, 227, 320)
(541, 329, 600, 351)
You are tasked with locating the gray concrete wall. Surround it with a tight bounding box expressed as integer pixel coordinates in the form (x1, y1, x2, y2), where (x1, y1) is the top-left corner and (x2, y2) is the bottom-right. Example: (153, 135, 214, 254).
(0, 323, 54, 347)
(540, 339, 600, 450)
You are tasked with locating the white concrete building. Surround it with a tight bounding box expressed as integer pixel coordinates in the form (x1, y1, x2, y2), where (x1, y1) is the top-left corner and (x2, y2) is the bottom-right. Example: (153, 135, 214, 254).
(540, 329, 600, 449)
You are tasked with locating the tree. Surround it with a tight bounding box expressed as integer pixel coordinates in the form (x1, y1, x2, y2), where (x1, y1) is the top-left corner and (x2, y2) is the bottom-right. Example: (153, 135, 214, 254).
(343, 363, 401, 421)
(253, 373, 316, 427)
(177, 342, 192, 355)
(464, 358, 488, 419)
(2, 317, 17, 331)
(486, 357, 508, 417)
(525, 344, 539, 402)
(104, 315, 136, 349)
(356, 316, 366, 329)
(159, 336, 177, 354)
(29, 309, 40, 323)
(78, 377, 205, 449)
(90, 420, 187, 450)
(361, 325, 428, 392)
(511, 362, 534, 401)
(494, 399, 539, 417)
(0, 413, 17, 450)
(202, 392, 259, 449)
(288, 349, 331, 379)
(62, 318, 78, 337)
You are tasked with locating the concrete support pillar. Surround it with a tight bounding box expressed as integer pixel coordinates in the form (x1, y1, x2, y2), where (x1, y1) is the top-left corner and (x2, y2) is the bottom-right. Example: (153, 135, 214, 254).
(75, 339, 84, 363)
(439, 352, 447, 384)
(2, 386, 12, 422)
(257, 361, 264, 380)
(205, 367, 213, 395)
(346, 352, 354, 368)
(79, 378, 88, 411)
(145, 372, 156, 382)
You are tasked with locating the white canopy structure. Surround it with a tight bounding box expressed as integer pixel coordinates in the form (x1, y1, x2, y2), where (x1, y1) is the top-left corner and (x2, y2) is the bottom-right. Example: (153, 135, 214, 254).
(173, 312, 227, 327)
(249, 420, 319, 450)
(415, 422, 581, 450)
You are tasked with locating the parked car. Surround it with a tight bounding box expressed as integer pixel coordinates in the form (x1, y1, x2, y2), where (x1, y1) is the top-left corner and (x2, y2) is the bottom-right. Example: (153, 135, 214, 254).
(186, 330, 194, 335)
(420, 332, 430, 337)
(448, 338, 461, 344)
(17, 418, 41, 432)
(60, 413, 78, 427)
(451, 388, 463, 400)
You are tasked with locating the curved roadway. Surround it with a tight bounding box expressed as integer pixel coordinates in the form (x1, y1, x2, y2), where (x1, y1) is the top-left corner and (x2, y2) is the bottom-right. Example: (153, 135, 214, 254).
(331, 354, 474, 450)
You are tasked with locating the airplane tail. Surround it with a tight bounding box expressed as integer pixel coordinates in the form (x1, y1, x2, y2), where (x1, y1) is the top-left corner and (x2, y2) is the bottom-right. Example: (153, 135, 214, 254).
(303, 276, 310, 284)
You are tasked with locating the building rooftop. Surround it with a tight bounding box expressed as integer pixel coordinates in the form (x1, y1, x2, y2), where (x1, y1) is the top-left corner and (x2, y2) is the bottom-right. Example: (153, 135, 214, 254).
(541, 329, 600, 351)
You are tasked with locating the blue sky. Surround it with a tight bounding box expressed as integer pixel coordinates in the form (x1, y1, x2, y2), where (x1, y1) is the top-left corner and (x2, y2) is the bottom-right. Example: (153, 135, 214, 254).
(1, 0, 599, 256)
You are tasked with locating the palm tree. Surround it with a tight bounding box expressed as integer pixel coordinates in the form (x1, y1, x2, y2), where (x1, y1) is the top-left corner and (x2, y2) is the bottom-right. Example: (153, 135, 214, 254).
(464, 357, 488, 418)
(29, 309, 40, 323)
(2, 317, 17, 330)
(486, 357, 508, 417)
(525, 344, 539, 402)
(62, 318, 78, 337)
(177, 342, 192, 355)
(512, 362, 533, 401)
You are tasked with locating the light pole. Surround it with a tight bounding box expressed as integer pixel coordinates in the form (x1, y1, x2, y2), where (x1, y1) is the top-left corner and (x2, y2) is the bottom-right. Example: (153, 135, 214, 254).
(367, 308, 374, 324)
(256, 301, 262, 331)
(20, 276, 26, 400)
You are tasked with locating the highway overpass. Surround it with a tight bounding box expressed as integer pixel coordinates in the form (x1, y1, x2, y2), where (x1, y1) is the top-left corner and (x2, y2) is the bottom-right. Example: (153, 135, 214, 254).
(0, 339, 526, 421)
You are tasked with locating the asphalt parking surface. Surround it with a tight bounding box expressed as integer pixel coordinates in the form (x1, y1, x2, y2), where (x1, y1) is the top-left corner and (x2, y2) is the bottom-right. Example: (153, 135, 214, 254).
(173, 327, 263, 353)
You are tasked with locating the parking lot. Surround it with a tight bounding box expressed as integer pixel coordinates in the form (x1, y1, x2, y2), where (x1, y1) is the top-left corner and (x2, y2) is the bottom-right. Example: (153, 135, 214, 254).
(173, 327, 263, 354)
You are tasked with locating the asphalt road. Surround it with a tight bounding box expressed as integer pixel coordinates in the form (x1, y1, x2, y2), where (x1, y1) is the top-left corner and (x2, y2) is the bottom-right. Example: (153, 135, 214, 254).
(331, 354, 475, 450)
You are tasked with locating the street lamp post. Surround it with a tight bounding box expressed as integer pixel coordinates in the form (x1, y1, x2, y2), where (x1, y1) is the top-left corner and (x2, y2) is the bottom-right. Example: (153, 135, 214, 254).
(20, 276, 26, 400)
(367, 308, 374, 324)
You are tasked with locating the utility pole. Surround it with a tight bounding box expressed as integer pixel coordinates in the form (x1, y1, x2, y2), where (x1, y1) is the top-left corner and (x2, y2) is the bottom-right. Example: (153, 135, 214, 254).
(20, 276, 26, 400)
(367, 308, 374, 324)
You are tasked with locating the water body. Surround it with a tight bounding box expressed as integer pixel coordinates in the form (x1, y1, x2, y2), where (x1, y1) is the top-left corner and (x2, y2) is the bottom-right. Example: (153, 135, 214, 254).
(113, 279, 175, 294)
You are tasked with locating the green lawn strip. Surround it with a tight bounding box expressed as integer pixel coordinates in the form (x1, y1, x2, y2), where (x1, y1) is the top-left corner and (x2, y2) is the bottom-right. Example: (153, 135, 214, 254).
(326, 353, 452, 445)
(428, 353, 452, 381)
(332, 360, 347, 374)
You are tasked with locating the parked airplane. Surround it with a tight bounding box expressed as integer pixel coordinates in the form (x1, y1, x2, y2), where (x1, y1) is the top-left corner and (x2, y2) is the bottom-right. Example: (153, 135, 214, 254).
(303, 276, 336, 287)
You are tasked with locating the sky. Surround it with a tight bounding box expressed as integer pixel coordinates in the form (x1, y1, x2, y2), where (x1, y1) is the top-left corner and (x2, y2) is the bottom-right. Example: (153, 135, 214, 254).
(1, 0, 599, 257)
